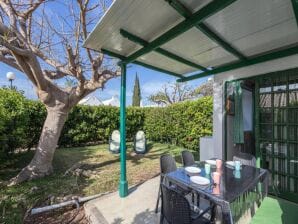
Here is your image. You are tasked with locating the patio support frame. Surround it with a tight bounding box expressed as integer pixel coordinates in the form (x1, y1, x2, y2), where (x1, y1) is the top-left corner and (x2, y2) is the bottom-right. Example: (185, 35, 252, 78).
(120, 0, 237, 65)
(119, 63, 128, 198)
(178, 46, 298, 82)
(165, 0, 247, 60)
(101, 48, 183, 78)
(292, 0, 298, 26)
(120, 29, 208, 72)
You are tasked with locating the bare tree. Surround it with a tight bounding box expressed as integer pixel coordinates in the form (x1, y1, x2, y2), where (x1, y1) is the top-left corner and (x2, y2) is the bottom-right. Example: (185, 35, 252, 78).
(0, 0, 119, 184)
(195, 78, 213, 97)
(148, 82, 197, 105)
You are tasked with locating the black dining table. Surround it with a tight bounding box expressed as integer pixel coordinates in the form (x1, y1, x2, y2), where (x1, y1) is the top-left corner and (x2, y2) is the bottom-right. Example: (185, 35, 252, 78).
(164, 161, 269, 224)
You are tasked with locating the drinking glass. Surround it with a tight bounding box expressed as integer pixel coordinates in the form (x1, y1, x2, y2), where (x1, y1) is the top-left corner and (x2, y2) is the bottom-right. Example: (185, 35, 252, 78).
(205, 163, 211, 174)
(212, 171, 221, 185)
(235, 161, 241, 171)
(216, 159, 222, 169)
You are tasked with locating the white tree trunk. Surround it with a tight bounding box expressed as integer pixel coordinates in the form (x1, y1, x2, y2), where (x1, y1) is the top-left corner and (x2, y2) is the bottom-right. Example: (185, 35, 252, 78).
(10, 107, 69, 185)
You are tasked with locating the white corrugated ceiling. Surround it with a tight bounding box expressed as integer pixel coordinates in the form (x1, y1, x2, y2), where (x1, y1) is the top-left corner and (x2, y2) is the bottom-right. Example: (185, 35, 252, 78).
(84, 0, 298, 77)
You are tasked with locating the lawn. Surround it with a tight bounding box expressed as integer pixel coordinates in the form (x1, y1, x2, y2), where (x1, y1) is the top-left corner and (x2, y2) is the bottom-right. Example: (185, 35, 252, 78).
(0, 142, 196, 223)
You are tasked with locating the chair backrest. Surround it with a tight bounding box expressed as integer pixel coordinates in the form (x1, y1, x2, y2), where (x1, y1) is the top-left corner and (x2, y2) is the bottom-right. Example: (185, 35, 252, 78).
(233, 152, 256, 167)
(160, 154, 177, 175)
(181, 150, 195, 167)
(161, 184, 192, 224)
(109, 130, 120, 153)
(134, 130, 146, 153)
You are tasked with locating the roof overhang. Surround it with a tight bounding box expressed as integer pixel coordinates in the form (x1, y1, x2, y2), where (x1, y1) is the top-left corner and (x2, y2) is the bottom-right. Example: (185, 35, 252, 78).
(84, 0, 298, 82)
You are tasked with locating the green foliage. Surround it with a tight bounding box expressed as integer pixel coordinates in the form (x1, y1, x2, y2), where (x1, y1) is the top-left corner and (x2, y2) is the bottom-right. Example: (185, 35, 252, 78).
(23, 101, 46, 149)
(0, 88, 30, 155)
(144, 97, 213, 151)
(0, 88, 213, 152)
(59, 105, 145, 146)
(0, 143, 189, 224)
(132, 73, 141, 107)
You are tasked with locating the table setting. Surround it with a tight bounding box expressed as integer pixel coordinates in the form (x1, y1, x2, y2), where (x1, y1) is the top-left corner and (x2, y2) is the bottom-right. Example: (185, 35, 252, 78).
(165, 158, 268, 224)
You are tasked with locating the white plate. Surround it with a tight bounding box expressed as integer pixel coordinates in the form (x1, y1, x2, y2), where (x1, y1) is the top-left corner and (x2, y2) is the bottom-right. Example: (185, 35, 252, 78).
(226, 161, 242, 169)
(185, 166, 201, 174)
(190, 176, 210, 185)
(205, 160, 216, 166)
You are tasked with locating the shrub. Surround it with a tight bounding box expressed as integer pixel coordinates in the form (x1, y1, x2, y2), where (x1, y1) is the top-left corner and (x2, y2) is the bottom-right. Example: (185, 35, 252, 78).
(0, 88, 213, 153)
(59, 106, 145, 146)
(144, 97, 213, 151)
(0, 88, 29, 155)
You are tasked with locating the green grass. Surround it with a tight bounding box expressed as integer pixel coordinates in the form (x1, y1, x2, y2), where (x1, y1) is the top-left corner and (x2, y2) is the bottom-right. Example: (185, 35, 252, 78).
(251, 196, 298, 224)
(0, 142, 193, 223)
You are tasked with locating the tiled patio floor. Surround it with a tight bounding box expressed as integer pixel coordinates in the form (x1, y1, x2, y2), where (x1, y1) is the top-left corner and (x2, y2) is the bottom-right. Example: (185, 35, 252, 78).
(84, 176, 298, 224)
(84, 176, 160, 224)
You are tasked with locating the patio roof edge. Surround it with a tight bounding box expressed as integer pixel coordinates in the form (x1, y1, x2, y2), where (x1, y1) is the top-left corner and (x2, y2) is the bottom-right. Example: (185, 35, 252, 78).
(165, 0, 247, 61)
(101, 49, 183, 78)
(292, 0, 298, 26)
(120, 0, 237, 65)
(178, 46, 298, 82)
(120, 29, 208, 72)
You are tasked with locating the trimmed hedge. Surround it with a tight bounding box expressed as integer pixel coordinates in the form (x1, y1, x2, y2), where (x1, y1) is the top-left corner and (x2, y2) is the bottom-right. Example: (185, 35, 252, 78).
(60, 106, 145, 146)
(144, 97, 213, 150)
(0, 88, 213, 152)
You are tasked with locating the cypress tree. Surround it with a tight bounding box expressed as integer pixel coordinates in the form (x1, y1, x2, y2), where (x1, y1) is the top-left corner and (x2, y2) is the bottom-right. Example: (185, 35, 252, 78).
(132, 73, 141, 107)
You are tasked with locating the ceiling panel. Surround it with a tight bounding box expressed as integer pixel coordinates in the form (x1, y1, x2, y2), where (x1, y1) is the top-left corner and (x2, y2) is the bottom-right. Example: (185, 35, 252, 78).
(192, 47, 239, 68)
(138, 52, 197, 75)
(84, 0, 184, 55)
(205, 0, 298, 56)
(161, 28, 218, 60)
(84, 0, 298, 77)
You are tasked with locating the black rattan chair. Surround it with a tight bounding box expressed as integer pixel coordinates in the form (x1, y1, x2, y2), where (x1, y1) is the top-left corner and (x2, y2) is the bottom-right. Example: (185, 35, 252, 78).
(155, 154, 177, 213)
(160, 184, 213, 224)
(181, 150, 195, 167)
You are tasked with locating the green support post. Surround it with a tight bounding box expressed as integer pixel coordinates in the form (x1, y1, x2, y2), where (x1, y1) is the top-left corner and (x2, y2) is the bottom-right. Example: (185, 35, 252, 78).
(292, 0, 298, 26)
(119, 63, 128, 198)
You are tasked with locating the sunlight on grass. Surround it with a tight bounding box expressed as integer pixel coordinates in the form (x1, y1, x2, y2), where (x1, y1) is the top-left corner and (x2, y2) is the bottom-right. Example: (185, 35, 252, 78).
(0, 142, 194, 223)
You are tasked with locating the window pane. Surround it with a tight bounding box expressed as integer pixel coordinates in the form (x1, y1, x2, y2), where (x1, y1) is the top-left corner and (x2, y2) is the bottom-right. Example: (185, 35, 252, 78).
(288, 109, 298, 123)
(274, 92, 287, 107)
(260, 124, 272, 139)
(260, 108, 272, 123)
(289, 126, 298, 141)
(260, 94, 271, 107)
(274, 125, 287, 141)
(289, 91, 298, 107)
(274, 109, 287, 123)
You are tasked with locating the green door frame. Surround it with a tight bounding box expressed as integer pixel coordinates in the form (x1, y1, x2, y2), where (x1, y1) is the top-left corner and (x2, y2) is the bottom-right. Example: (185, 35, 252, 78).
(223, 67, 298, 203)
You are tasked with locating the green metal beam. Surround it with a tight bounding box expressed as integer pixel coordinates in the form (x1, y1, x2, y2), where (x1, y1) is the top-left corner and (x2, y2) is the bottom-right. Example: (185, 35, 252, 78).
(120, 29, 209, 72)
(292, 0, 298, 26)
(101, 48, 183, 78)
(119, 63, 128, 198)
(120, 0, 237, 64)
(178, 46, 298, 82)
(165, 0, 247, 60)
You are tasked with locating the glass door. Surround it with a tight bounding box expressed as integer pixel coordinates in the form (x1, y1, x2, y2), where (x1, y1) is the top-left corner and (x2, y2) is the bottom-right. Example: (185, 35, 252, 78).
(255, 69, 298, 203)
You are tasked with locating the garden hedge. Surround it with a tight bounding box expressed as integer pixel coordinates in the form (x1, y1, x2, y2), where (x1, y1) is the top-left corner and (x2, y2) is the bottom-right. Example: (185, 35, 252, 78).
(0, 88, 213, 153)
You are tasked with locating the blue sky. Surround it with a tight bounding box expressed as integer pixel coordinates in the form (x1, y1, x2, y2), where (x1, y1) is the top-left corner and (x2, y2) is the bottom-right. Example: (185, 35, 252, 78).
(0, 61, 209, 105)
(0, 0, 210, 106)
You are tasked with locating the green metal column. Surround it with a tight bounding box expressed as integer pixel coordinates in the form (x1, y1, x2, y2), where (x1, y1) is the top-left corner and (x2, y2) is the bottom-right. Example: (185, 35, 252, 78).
(119, 63, 128, 197)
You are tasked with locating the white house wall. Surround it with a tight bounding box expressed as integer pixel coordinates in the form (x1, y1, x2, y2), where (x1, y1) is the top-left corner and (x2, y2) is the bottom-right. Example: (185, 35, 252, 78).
(212, 54, 298, 159)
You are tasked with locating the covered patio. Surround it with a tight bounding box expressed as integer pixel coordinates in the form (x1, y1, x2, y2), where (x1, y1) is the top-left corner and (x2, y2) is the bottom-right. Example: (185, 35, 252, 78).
(84, 0, 298, 223)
